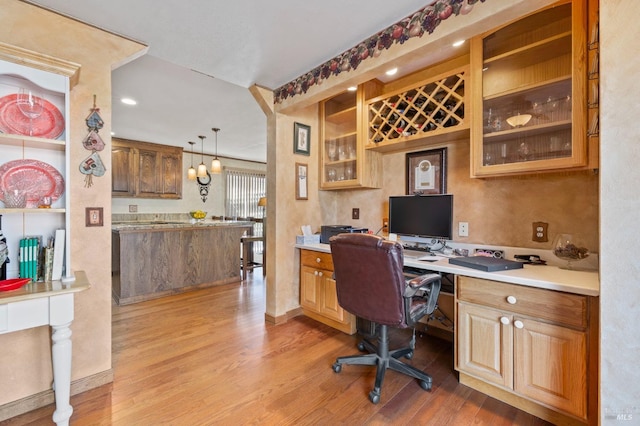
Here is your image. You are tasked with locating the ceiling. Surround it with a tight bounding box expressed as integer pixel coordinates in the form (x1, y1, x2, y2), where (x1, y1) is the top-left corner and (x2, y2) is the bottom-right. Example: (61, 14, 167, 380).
(26, 0, 439, 163)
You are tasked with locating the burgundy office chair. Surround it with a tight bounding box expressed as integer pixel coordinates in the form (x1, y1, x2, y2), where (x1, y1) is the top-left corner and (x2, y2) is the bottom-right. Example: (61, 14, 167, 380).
(329, 233, 441, 404)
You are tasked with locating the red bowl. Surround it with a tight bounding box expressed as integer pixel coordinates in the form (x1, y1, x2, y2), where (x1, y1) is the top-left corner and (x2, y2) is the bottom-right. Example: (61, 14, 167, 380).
(0, 278, 31, 292)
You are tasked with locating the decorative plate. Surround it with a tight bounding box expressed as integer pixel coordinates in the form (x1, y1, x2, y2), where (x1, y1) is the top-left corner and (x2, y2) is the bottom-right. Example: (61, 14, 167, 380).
(0, 159, 65, 208)
(0, 278, 31, 292)
(0, 94, 65, 139)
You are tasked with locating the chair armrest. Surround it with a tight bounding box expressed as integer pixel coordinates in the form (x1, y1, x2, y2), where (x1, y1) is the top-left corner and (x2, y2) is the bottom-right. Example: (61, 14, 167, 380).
(405, 273, 440, 296)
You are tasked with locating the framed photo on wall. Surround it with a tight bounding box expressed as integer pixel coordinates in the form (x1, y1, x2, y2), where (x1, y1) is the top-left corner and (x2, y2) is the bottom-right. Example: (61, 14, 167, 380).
(406, 148, 447, 195)
(294, 122, 310, 155)
(295, 162, 308, 200)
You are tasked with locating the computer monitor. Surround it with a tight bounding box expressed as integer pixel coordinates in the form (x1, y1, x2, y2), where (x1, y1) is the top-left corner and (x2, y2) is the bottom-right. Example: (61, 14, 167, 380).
(388, 194, 453, 242)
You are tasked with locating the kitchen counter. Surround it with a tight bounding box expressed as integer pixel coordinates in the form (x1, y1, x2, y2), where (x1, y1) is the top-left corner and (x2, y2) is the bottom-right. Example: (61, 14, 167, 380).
(112, 219, 254, 232)
(113, 221, 252, 304)
(295, 243, 599, 296)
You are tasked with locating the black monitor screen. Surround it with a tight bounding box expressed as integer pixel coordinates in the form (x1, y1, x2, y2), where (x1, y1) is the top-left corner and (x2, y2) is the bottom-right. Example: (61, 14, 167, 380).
(388, 194, 453, 240)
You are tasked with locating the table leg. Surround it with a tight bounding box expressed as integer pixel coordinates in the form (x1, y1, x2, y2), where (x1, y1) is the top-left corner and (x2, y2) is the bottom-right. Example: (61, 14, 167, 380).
(51, 321, 73, 426)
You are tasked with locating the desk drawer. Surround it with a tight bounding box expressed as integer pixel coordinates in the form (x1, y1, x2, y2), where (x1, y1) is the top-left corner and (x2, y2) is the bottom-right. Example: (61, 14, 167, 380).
(457, 276, 587, 329)
(301, 250, 334, 271)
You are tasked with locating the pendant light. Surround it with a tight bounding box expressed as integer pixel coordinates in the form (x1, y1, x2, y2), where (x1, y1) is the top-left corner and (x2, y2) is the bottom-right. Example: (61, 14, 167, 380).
(211, 127, 222, 174)
(197, 135, 207, 178)
(187, 141, 196, 180)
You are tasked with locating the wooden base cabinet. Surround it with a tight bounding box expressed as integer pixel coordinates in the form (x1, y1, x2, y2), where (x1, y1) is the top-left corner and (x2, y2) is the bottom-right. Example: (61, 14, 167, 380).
(300, 250, 355, 334)
(455, 276, 597, 425)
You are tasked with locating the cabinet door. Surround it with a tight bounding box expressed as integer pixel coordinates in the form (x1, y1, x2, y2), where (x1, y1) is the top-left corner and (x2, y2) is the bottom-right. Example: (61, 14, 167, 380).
(514, 317, 587, 419)
(112, 144, 135, 196)
(457, 302, 513, 388)
(137, 148, 160, 196)
(319, 83, 382, 190)
(300, 265, 320, 313)
(471, 1, 588, 177)
(319, 273, 348, 323)
(160, 152, 182, 197)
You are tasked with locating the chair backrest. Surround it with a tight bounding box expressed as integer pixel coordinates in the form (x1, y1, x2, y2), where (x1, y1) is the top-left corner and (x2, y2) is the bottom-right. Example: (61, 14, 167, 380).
(329, 233, 408, 327)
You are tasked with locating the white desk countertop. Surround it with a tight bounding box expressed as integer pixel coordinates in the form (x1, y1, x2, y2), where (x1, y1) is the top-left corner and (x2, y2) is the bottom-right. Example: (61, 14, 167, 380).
(296, 243, 599, 297)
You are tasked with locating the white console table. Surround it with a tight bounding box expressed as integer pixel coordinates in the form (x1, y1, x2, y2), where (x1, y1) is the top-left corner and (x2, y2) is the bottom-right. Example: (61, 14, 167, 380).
(0, 271, 90, 426)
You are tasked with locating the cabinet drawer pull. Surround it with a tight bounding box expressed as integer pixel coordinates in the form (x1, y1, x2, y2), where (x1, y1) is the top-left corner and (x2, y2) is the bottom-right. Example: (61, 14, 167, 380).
(318, 272, 323, 277)
(316, 257, 321, 263)
(500, 316, 510, 325)
(506, 295, 517, 304)
(514, 320, 524, 329)
(314, 271, 319, 276)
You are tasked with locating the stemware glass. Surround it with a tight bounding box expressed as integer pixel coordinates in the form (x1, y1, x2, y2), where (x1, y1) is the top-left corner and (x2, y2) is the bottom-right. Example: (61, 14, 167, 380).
(344, 164, 353, 180)
(16, 88, 44, 136)
(327, 140, 337, 161)
(552, 233, 589, 270)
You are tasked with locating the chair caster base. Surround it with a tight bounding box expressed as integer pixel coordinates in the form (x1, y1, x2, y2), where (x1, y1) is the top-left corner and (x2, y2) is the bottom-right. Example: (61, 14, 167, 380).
(332, 363, 342, 373)
(369, 389, 381, 404)
(419, 379, 432, 391)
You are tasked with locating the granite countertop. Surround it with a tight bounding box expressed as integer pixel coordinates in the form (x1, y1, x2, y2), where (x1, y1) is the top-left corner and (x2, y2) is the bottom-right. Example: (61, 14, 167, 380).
(112, 219, 254, 231)
(296, 242, 600, 297)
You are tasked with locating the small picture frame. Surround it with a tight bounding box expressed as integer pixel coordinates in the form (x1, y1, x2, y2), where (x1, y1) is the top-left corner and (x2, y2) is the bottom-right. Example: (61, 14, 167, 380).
(85, 207, 104, 227)
(295, 162, 308, 200)
(406, 148, 447, 195)
(294, 122, 310, 155)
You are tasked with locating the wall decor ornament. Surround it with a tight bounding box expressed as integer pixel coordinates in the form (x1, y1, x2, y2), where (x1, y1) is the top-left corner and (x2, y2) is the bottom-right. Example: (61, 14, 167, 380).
(294, 122, 311, 155)
(406, 147, 447, 195)
(295, 162, 308, 200)
(79, 95, 106, 187)
(274, 0, 486, 103)
(197, 170, 211, 203)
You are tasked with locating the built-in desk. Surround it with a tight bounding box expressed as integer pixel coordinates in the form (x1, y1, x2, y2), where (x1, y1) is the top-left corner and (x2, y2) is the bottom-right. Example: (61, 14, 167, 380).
(0, 271, 90, 426)
(296, 243, 599, 296)
(296, 243, 599, 425)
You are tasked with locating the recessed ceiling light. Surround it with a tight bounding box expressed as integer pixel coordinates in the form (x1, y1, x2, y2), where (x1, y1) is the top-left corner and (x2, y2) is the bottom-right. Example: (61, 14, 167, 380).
(347, 86, 357, 92)
(452, 40, 465, 47)
(121, 97, 137, 105)
(385, 68, 398, 76)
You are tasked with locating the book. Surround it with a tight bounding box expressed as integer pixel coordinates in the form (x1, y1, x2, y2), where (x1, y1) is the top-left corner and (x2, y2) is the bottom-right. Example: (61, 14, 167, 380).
(51, 229, 65, 281)
(18, 236, 41, 281)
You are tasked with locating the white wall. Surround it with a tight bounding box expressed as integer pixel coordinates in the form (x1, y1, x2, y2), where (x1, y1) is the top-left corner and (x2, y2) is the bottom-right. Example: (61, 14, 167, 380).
(111, 152, 266, 216)
(600, 0, 640, 423)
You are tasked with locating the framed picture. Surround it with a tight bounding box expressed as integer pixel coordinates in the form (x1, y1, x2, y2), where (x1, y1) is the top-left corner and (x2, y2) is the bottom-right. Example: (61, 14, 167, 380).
(294, 122, 310, 155)
(295, 162, 308, 200)
(406, 148, 447, 195)
(85, 207, 104, 227)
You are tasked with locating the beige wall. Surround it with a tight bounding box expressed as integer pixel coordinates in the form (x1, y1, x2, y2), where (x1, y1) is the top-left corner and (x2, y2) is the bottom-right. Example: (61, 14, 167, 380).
(599, 0, 640, 422)
(332, 140, 599, 252)
(0, 0, 145, 408)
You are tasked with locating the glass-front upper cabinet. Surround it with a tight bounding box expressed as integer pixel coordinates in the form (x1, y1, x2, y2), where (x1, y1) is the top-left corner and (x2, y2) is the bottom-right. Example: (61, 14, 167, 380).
(320, 83, 382, 190)
(470, 1, 587, 177)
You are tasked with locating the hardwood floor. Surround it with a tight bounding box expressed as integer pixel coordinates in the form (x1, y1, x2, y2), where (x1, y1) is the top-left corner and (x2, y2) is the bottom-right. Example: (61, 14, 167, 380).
(2, 273, 552, 425)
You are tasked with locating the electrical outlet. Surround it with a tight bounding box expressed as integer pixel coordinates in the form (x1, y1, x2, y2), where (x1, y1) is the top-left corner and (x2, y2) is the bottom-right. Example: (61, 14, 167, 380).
(352, 208, 360, 220)
(382, 217, 389, 233)
(458, 222, 469, 237)
(129, 204, 138, 213)
(532, 221, 549, 242)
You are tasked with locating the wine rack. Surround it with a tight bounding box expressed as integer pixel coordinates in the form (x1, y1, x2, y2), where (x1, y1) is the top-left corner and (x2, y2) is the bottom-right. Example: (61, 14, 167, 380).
(366, 67, 468, 152)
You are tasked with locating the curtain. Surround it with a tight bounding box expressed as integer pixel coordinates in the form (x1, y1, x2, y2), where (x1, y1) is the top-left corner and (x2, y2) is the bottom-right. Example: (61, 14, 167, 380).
(225, 168, 266, 254)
